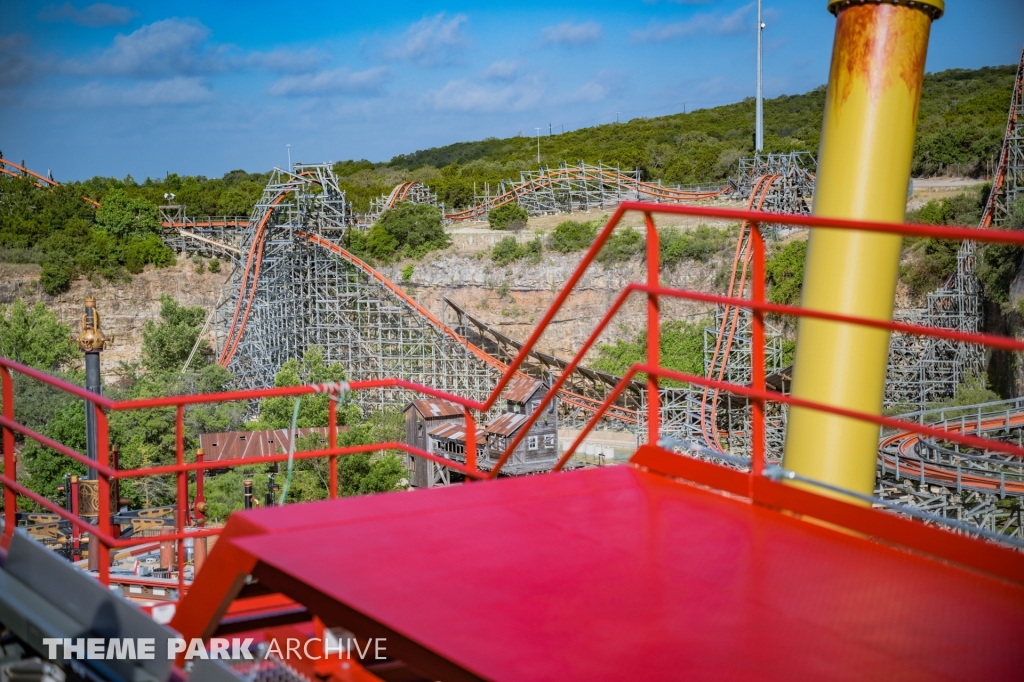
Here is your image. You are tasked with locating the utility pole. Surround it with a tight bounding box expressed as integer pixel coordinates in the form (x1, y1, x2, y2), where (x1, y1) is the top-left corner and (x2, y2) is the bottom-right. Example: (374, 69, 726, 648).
(286, 144, 292, 172)
(616, 112, 620, 124)
(535, 128, 541, 164)
(549, 123, 552, 137)
(756, 0, 765, 152)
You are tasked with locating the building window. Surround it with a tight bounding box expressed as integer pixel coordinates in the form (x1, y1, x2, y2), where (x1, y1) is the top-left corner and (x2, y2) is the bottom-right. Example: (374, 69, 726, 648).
(531, 400, 541, 413)
(528, 436, 538, 450)
(544, 435, 555, 448)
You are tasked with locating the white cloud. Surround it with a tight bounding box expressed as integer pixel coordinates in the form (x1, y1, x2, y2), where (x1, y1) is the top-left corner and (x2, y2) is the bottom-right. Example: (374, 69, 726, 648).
(557, 70, 627, 104)
(632, 2, 754, 42)
(268, 66, 390, 97)
(249, 47, 331, 74)
(483, 59, 522, 81)
(422, 75, 544, 113)
(66, 77, 213, 107)
(380, 13, 468, 66)
(540, 21, 602, 47)
(39, 2, 137, 28)
(64, 19, 228, 77)
(0, 35, 35, 87)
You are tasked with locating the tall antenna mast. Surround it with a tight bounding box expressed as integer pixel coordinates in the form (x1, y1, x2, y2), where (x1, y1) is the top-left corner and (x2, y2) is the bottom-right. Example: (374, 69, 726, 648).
(756, 0, 764, 152)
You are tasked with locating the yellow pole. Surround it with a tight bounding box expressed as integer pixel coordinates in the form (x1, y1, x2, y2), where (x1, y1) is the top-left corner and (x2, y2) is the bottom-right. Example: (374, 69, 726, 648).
(782, 0, 943, 499)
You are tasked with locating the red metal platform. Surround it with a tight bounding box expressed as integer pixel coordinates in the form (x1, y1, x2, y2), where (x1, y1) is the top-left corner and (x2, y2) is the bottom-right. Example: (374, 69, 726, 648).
(177, 455, 1024, 681)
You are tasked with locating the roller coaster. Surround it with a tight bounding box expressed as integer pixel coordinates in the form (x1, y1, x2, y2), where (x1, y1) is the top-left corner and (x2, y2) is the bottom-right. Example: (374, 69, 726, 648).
(4, 5, 1024, 676)
(2, 47, 1022, 530)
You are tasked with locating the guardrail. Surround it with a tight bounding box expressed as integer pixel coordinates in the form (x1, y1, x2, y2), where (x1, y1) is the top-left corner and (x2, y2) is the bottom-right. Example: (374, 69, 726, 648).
(4, 201, 1024, 597)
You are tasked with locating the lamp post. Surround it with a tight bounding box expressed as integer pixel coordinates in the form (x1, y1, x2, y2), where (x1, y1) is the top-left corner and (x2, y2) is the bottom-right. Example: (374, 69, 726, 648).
(535, 128, 541, 165)
(76, 297, 108, 479)
(287, 144, 292, 173)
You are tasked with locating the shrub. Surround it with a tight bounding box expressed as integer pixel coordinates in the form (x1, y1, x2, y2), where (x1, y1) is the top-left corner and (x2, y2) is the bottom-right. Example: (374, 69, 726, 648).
(549, 219, 600, 252)
(596, 227, 644, 264)
(899, 237, 959, 295)
(765, 239, 807, 306)
(357, 201, 449, 263)
(660, 224, 730, 266)
(492, 236, 542, 266)
(208, 258, 221, 273)
(592, 319, 708, 386)
(488, 202, 529, 231)
(401, 264, 414, 282)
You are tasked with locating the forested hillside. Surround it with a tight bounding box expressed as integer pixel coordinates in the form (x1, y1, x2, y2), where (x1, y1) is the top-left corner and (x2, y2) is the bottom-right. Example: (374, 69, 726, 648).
(365, 64, 1016, 209)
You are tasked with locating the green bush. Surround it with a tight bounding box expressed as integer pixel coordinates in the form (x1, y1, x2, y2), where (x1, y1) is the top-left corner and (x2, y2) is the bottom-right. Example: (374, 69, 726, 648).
(487, 202, 529, 231)
(592, 319, 708, 386)
(401, 264, 414, 282)
(549, 218, 600, 252)
(597, 227, 644, 264)
(765, 239, 807, 306)
(492, 236, 542, 266)
(349, 201, 449, 264)
(208, 258, 221, 273)
(899, 237, 959, 295)
(660, 224, 730, 266)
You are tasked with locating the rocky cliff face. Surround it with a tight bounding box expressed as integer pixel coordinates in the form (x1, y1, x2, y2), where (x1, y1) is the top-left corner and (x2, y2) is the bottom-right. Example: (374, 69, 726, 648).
(0, 262, 229, 368)
(379, 251, 717, 360)
(0, 248, 718, 372)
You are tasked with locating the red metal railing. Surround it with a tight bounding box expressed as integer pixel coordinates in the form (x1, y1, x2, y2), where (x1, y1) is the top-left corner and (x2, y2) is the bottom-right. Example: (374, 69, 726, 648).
(4, 201, 1024, 597)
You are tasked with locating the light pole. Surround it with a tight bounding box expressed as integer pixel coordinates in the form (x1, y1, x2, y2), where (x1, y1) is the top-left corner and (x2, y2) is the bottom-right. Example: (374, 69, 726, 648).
(286, 144, 292, 173)
(535, 128, 541, 165)
(756, 0, 765, 152)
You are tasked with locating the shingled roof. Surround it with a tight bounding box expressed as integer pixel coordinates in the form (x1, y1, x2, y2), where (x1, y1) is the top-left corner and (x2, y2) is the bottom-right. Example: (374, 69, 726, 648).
(405, 398, 464, 419)
(428, 422, 486, 443)
(501, 376, 543, 404)
(484, 412, 530, 436)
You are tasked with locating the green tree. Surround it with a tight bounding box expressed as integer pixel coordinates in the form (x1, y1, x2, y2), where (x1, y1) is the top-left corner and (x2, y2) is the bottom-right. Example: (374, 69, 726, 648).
(253, 346, 361, 430)
(352, 202, 449, 263)
(95, 189, 160, 238)
(141, 295, 209, 373)
(0, 299, 77, 369)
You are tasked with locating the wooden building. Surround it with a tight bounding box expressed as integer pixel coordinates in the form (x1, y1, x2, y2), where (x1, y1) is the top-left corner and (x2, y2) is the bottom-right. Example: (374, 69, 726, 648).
(483, 376, 559, 475)
(403, 398, 465, 487)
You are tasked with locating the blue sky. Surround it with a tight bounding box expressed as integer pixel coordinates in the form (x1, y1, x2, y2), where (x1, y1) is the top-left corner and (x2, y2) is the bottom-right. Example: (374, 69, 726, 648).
(1, 0, 1021, 181)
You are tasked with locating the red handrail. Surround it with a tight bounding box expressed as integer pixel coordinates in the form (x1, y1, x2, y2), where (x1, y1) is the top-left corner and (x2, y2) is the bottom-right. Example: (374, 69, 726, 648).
(5, 201, 1024, 597)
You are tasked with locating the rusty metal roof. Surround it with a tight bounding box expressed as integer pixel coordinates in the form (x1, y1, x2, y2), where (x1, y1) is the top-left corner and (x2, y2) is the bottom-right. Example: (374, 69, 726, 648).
(484, 412, 529, 436)
(428, 422, 485, 443)
(199, 428, 329, 463)
(501, 376, 543, 404)
(405, 398, 464, 419)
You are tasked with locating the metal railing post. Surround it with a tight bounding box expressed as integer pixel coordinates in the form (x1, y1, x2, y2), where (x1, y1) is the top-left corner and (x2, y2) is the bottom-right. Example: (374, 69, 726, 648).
(645, 212, 660, 445)
(750, 221, 767, 484)
(1, 366, 15, 547)
(175, 405, 186, 595)
(95, 404, 111, 585)
(328, 399, 338, 499)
